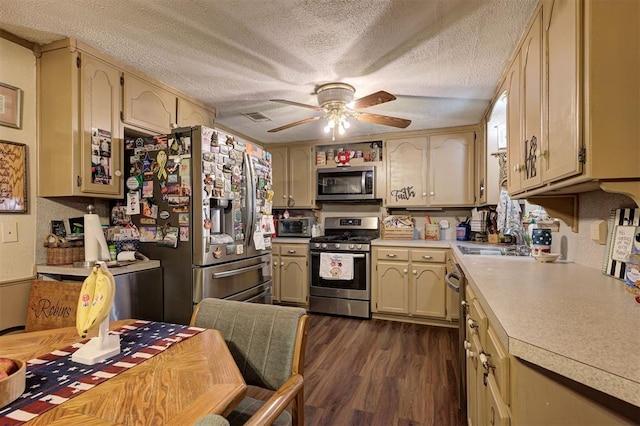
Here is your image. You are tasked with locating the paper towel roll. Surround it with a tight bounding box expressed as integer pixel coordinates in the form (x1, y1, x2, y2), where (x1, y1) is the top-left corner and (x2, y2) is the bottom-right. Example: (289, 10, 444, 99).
(117, 251, 137, 262)
(84, 213, 110, 262)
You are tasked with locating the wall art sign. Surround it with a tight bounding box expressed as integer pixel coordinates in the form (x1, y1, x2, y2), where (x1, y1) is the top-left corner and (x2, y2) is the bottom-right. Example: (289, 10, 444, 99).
(0, 82, 23, 129)
(0, 140, 28, 213)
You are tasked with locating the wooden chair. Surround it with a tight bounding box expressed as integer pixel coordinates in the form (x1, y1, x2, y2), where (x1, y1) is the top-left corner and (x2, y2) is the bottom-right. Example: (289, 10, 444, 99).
(190, 298, 308, 426)
(25, 280, 81, 332)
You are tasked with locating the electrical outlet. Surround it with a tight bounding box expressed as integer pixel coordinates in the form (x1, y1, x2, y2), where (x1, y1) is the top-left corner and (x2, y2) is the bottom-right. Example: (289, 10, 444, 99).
(1, 222, 18, 243)
(590, 220, 607, 245)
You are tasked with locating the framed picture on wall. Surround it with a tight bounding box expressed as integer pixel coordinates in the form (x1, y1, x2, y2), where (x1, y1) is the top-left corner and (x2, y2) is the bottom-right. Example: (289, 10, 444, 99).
(0, 82, 23, 129)
(0, 140, 28, 213)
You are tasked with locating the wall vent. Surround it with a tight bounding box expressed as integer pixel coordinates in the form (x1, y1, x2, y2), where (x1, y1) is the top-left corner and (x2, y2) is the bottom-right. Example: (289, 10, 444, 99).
(241, 112, 272, 122)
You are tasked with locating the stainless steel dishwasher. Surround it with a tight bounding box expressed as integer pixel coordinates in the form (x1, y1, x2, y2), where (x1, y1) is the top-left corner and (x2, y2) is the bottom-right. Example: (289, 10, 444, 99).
(445, 260, 466, 411)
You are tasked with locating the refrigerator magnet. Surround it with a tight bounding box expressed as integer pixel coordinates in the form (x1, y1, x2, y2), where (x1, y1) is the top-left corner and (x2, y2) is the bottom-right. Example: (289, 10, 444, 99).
(142, 153, 152, 172)
(126, 176, 140, 190)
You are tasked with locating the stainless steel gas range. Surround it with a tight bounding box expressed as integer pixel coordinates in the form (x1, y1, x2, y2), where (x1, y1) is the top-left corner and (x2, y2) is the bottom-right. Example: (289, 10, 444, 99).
(308, 217, 379, 319)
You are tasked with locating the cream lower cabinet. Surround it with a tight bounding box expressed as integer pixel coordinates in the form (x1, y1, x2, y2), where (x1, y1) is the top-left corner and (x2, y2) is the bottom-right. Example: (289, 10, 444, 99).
(269, 145, 314, 209)
(372, 247, 446, 319)
(38, 40, 123, 198)
(272, 243, 308, 305)
(465, 281, 636, 426)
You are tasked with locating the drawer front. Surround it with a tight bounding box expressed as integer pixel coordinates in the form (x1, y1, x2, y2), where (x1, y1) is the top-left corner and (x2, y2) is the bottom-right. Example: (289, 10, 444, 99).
(466, 283, 478, 303)
(411, 249, 446, 263)
(486, 373, 510, 426)
(468, 299, 488, 346)
(375, 247, 409, 261)
(486, 326, 510, 404)
(280, 244, 307, 257)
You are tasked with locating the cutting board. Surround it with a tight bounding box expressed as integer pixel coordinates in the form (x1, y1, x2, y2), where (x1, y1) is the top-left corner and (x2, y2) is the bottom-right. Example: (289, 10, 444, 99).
(602, 208, 640, 280)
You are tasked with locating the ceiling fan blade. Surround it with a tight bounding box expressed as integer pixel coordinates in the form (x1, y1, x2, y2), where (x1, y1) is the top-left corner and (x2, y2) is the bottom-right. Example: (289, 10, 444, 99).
(355, 112, 411, 129)
(268, 116, 321, 133)
(352, 91, 396, 110)
(270, 99, 322, 111)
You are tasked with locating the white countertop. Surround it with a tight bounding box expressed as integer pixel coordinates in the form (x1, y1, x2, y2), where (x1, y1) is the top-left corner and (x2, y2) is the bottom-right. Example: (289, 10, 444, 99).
(272, 237, 310, 244)
(450, 244, 640, 407)
(37, 260, 161, 277)
(372, 238, 452, 248)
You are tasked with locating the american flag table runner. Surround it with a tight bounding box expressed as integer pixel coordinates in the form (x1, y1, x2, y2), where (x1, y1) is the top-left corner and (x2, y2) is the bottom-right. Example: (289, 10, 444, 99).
(0, 321, 205, 426)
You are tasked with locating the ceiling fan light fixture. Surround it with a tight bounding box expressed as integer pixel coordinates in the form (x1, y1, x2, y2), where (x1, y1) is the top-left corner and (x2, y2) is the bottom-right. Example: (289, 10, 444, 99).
(316, 82, 355, 107)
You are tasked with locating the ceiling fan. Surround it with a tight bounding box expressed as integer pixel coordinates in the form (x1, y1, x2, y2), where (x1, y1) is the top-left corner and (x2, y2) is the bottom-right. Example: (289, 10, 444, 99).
(268, 83, 411, 138)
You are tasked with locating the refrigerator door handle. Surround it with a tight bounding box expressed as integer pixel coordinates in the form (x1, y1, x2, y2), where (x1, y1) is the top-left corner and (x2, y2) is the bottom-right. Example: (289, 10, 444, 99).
(211, 262, 267, 279)
(245, 152, 257, 248)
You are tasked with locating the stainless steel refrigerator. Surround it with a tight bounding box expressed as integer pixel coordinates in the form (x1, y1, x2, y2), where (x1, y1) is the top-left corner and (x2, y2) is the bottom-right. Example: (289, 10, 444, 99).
(122, 126, 273, 324)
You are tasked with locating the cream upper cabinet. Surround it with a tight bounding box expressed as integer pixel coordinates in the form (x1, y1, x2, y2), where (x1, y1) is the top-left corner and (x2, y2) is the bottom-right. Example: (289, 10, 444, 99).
(122, 73, 177, 134)
(269, 145, 314, 208)
(270, 146, 288, 207)
(385, 137, 429, 207)
(38, 43, 123, 198)
(504, 0, 640, 202)
(543, 0, 581, 182)
(505, 54, 522, 195)
(288, 146, 314, 208)
(428, 132, 475, 206)
(176, 97, 216, 128)
(520, 8, 544, 191)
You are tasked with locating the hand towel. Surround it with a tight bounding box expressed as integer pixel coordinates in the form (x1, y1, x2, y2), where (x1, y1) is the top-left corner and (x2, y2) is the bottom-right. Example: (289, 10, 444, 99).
(319, 252, 354, 280)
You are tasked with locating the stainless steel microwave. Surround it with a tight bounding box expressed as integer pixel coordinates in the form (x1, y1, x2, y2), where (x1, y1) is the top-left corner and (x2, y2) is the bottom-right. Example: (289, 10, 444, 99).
(316, 166, 376, 201)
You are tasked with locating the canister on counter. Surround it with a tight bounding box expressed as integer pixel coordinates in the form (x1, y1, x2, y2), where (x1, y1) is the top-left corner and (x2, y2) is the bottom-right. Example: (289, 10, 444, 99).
(424, 224, 439, 240)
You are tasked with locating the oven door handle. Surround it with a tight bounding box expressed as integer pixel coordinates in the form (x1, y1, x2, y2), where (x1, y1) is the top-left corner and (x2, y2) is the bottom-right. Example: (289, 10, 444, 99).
(212, 262, 267, 278)
(310, 252, 366, 258)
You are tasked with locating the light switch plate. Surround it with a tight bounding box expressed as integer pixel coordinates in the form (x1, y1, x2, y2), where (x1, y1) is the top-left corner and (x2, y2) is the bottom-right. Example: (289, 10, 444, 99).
(1, 222, 18, 243)
(590, 220, 607, 245)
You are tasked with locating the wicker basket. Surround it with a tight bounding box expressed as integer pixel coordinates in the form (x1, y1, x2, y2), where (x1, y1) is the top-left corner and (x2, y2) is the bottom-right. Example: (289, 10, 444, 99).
(381, 215, 415, 240)
(381, 225, 414, 240)
(43, 234, 84, 265)
(46, 246, 84, 265)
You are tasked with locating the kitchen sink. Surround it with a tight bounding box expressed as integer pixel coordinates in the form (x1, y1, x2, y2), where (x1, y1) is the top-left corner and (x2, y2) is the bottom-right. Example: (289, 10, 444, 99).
(458, 245, 527, 256)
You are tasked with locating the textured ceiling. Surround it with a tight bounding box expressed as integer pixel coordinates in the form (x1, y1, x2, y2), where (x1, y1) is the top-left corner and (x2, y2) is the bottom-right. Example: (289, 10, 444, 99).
(0, 0, 537, 144)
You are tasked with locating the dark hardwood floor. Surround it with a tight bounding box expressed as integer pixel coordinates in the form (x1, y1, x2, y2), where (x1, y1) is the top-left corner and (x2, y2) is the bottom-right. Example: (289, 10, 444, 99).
(250, 313, 466, 425)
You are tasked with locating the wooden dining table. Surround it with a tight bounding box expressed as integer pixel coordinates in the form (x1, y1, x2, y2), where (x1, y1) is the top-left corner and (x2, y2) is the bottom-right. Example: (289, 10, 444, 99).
(0, 320, 247, 425)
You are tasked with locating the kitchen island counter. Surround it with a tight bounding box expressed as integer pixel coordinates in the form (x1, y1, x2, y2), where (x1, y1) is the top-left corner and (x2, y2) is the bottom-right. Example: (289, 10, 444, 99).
(450, 244, 639, 408)
(36, 259, 161, 276)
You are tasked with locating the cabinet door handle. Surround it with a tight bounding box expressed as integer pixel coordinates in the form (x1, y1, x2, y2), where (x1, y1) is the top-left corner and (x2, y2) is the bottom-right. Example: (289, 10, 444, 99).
(429, 191, 435, 196)
(422, 192, 427, 196)
(422, 255, 433, 259)
(386, 253, 397, 258)
(403, 268, 408, 274)
(287, 250, 296, 254)
(412, 269, 417, 275)
(114, 170, 122, 177)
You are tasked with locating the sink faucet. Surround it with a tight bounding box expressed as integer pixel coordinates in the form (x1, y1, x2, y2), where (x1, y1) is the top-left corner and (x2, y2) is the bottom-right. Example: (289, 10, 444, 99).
(503, 227, 531, 256)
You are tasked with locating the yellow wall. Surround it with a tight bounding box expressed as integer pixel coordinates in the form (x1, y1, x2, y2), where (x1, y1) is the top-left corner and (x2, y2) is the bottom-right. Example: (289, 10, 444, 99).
(0, 37, 37, 281)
